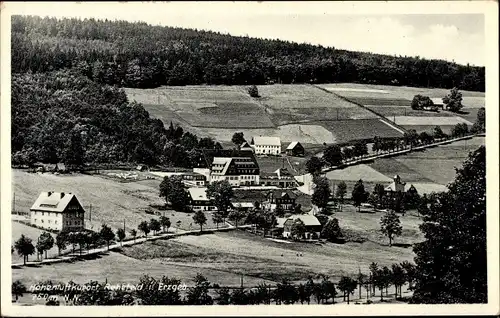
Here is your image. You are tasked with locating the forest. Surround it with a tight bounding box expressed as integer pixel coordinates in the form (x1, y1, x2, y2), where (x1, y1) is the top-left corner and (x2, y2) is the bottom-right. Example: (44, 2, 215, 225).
(11, 69, 221, 168)
(12, 15, 484, 91)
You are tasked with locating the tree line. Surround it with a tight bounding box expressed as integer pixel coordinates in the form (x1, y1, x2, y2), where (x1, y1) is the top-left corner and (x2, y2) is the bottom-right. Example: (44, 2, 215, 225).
(12, 261, 418, 305)
(12, 15, 484, 91)
(11, 69, 222, 168)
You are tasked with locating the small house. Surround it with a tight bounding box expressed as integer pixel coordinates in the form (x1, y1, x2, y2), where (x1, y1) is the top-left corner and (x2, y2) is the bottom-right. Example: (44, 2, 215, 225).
(136, 165, 149, 172)
(187, 187, 217, 212)
(431, 98, 445, 110)
(30, 192, 85, 231)
(265, 190, 296, 211)
(282, 214, 322, 240)
(285, 142, 305, 157)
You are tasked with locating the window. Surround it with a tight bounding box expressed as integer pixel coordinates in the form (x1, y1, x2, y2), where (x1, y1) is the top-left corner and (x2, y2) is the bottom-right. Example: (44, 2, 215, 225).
(42, 212, 44, 216)
(41, 220, 44, 223)
(48, 220, 51, 224)
(55, 221, 58, 224)
(34, 219, 37, 223)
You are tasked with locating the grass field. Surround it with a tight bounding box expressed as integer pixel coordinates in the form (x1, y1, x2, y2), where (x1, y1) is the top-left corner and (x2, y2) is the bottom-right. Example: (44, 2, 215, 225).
(318, 119, 403, 142)
(12, 169, 223, 235)
(400, 125, 456, 135)
(392, 116, 473, 126)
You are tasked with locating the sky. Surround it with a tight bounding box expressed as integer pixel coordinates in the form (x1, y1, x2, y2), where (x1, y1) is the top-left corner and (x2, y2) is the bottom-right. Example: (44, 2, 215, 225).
(6, 2, 488, 66)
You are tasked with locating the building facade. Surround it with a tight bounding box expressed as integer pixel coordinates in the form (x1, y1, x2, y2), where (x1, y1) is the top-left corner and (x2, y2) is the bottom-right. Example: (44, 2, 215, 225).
(282, 214, 322, 240)
(285, 141, 305, 157)
(30, 192, 85, 231)
(251, 136, 282, 155)
(260, 168, 298, 188)
(187, 188, 217, 212)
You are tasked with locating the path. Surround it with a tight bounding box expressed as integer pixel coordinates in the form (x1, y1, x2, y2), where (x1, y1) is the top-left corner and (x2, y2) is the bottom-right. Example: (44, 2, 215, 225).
(11, 224, 249, 269)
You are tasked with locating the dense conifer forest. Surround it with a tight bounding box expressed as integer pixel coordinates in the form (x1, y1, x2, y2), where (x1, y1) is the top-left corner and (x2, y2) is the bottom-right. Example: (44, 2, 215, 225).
(12, 15, 484, 91)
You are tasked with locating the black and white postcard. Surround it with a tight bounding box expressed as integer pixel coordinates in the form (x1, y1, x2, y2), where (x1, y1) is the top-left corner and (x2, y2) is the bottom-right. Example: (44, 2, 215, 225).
(1, 1, 498, 316)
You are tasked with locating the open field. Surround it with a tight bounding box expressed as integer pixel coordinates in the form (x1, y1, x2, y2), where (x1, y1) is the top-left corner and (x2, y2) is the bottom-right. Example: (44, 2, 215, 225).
(12, 250, 274, 288)
(364, 106, 456, 118)
(12, 169, 222, 235)
(318, 119, 404, 142)
(126, 86, 274, 129)
(325, 164, 392, 183)
(400, 125, 456, 135)
(392, 116, 473, 126)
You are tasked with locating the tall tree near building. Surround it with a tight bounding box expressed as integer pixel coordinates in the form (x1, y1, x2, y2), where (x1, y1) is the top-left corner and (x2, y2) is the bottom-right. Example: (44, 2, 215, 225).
(335, 181, 347, 211)
(323, 144, 343, 166)
(380, 210, 403, 246)
(14, 234, 35, 265)
(442, 87, 463, 112)
(193, 211, 207, 232)
(305, 156, 325, 176)
(411, 146, 486, 304)
(116, 228, 126, 247)
(312, 176, 331, 210)
(351, 179, 367, 212)
(138, 221, 150, 238)
(100, 224, 115, 250)
(231, 132, 246, 148)
(206, 181, 234, 221)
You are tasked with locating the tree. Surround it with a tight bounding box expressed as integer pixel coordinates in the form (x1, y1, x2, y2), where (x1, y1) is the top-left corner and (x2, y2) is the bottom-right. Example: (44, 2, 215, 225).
(215, 287, 231, 305)
(138, 221, 150, 238)
(373, 183, 386, 208)
(212, 212, 224, 229)
(116, 228, 126, 247)
(14, 234, 35, 265)
(135, 275, 183, 305)
(130, 229, 137, 243)
(193, 210, 207, 232)
(411, 94, 434, 110)
(357, 270, 367, 300)
(159, 176, 171, 205)
(337, 276, 357, 304)
(37, 232, 54, 260)
(159, 216, 171, 233)
(231, 132, 246, 148)
(12, 280, 27, 302)
(275, 204, 285, 217)
(248, 85, 259, 98)
(351, 179, 367, 211)
(162, 175, 189, 211)
(342, 147, 354, 161)
(320, 276, 337, 304)
(323, 144, 343, 166)
(380, 210, 403, 246)
(451, 122, 469, 138)
(186, 274, 213, 305)
(335, 181, 347, 211)
(228, 209, 245, 228)
(391, 263, 406, 299)
(403, 129, 419, 147)
(149, 218, 161, 235)
(55, 231, 68, 255)
(305, 156, 325, 176)
(369, 262, 379, 296)
(433, 126, 446, 140)
(275, 278, 298, 304)
(206, 181, 234, 221)
(75, 232, 87, 255)
(353, 140, 368, 158)
(99, 224, 115, 250)
(411, 146, 486, 304)
(290, 219, 306, 240)
(311, 176, 331, 210)
(321, 218, 343, 243)
(401, 260, 417, 291)
(442, 87, 463, 112)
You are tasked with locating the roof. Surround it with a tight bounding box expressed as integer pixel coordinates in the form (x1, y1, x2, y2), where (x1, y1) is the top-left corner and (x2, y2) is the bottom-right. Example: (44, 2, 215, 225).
(253, 136, 281, 146)
(232, 202, 255, 209)
(30, 192, 81, 213)
(200, 149, 258, 169)
(269, 189, 296, 199)
(286, 141, 301, 150)
(275, 217, 288, 228)
(188, 187, 210, 201)
(240, 141, 251, 148)
(284, 214, 321, 227)
(384, 182, 409, 192)
(431, 98, 444, 105)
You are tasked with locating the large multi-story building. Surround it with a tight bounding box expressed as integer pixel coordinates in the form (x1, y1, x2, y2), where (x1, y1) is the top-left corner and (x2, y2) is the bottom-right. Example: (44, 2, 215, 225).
(251, 136, 282, 155)
(197, 149, 260, 187)
(30, 191, 85, 232)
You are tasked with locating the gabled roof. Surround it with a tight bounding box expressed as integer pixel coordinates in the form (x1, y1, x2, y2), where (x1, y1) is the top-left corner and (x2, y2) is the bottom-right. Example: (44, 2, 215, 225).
(269, 189, 296, 199)
(275, 217, 288, 228)
(30, 192, 82, 213)
(384, 182, 409, 192)
(284, 214, 321, 227)
(286, 141, 301, 150)
(431, 98, 444, 105)
(201, 149, 258, 169)
(188, 187, 210, 201)
(253, 136, 281, 146)
(240, 141, 252, 148)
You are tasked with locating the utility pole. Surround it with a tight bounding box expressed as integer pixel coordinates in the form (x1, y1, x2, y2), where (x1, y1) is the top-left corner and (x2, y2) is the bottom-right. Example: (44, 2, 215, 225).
(123, 219, 126, 232)
(13, 192, 16, 214)
(89, 204, 92, 222)
(240, 274, 244, 288)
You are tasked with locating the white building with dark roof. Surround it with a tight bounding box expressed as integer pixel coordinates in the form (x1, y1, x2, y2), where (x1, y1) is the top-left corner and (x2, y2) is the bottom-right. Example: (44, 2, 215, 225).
(251, 136, 282, 155)
(30, 191, 85, 231)
(187, 187, 217, 212)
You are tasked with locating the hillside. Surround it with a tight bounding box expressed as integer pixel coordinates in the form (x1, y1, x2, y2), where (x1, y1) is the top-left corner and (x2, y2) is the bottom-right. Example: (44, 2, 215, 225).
(12, 15, 484, 91)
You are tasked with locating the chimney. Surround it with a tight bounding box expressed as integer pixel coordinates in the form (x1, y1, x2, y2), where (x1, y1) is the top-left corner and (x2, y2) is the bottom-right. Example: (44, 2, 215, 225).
(61, 192, 65, 199)
(48, 191, 53, 196)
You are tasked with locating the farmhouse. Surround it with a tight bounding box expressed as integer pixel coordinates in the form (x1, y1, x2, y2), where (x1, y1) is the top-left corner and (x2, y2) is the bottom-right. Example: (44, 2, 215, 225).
(251, 136, 281, 155)
(260, 168, 298, 188)
(282, 214, 322, 240)
(384, 175, 418, 197)
(240, 141, 254, 152)
(285, 141, 305, 157)
(264, 190, 297, 212)
(431, 98, 445, 110)
(187, 187, 217, 212)
(197, 149, 260, 186)
(30, 191, 85, 231)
